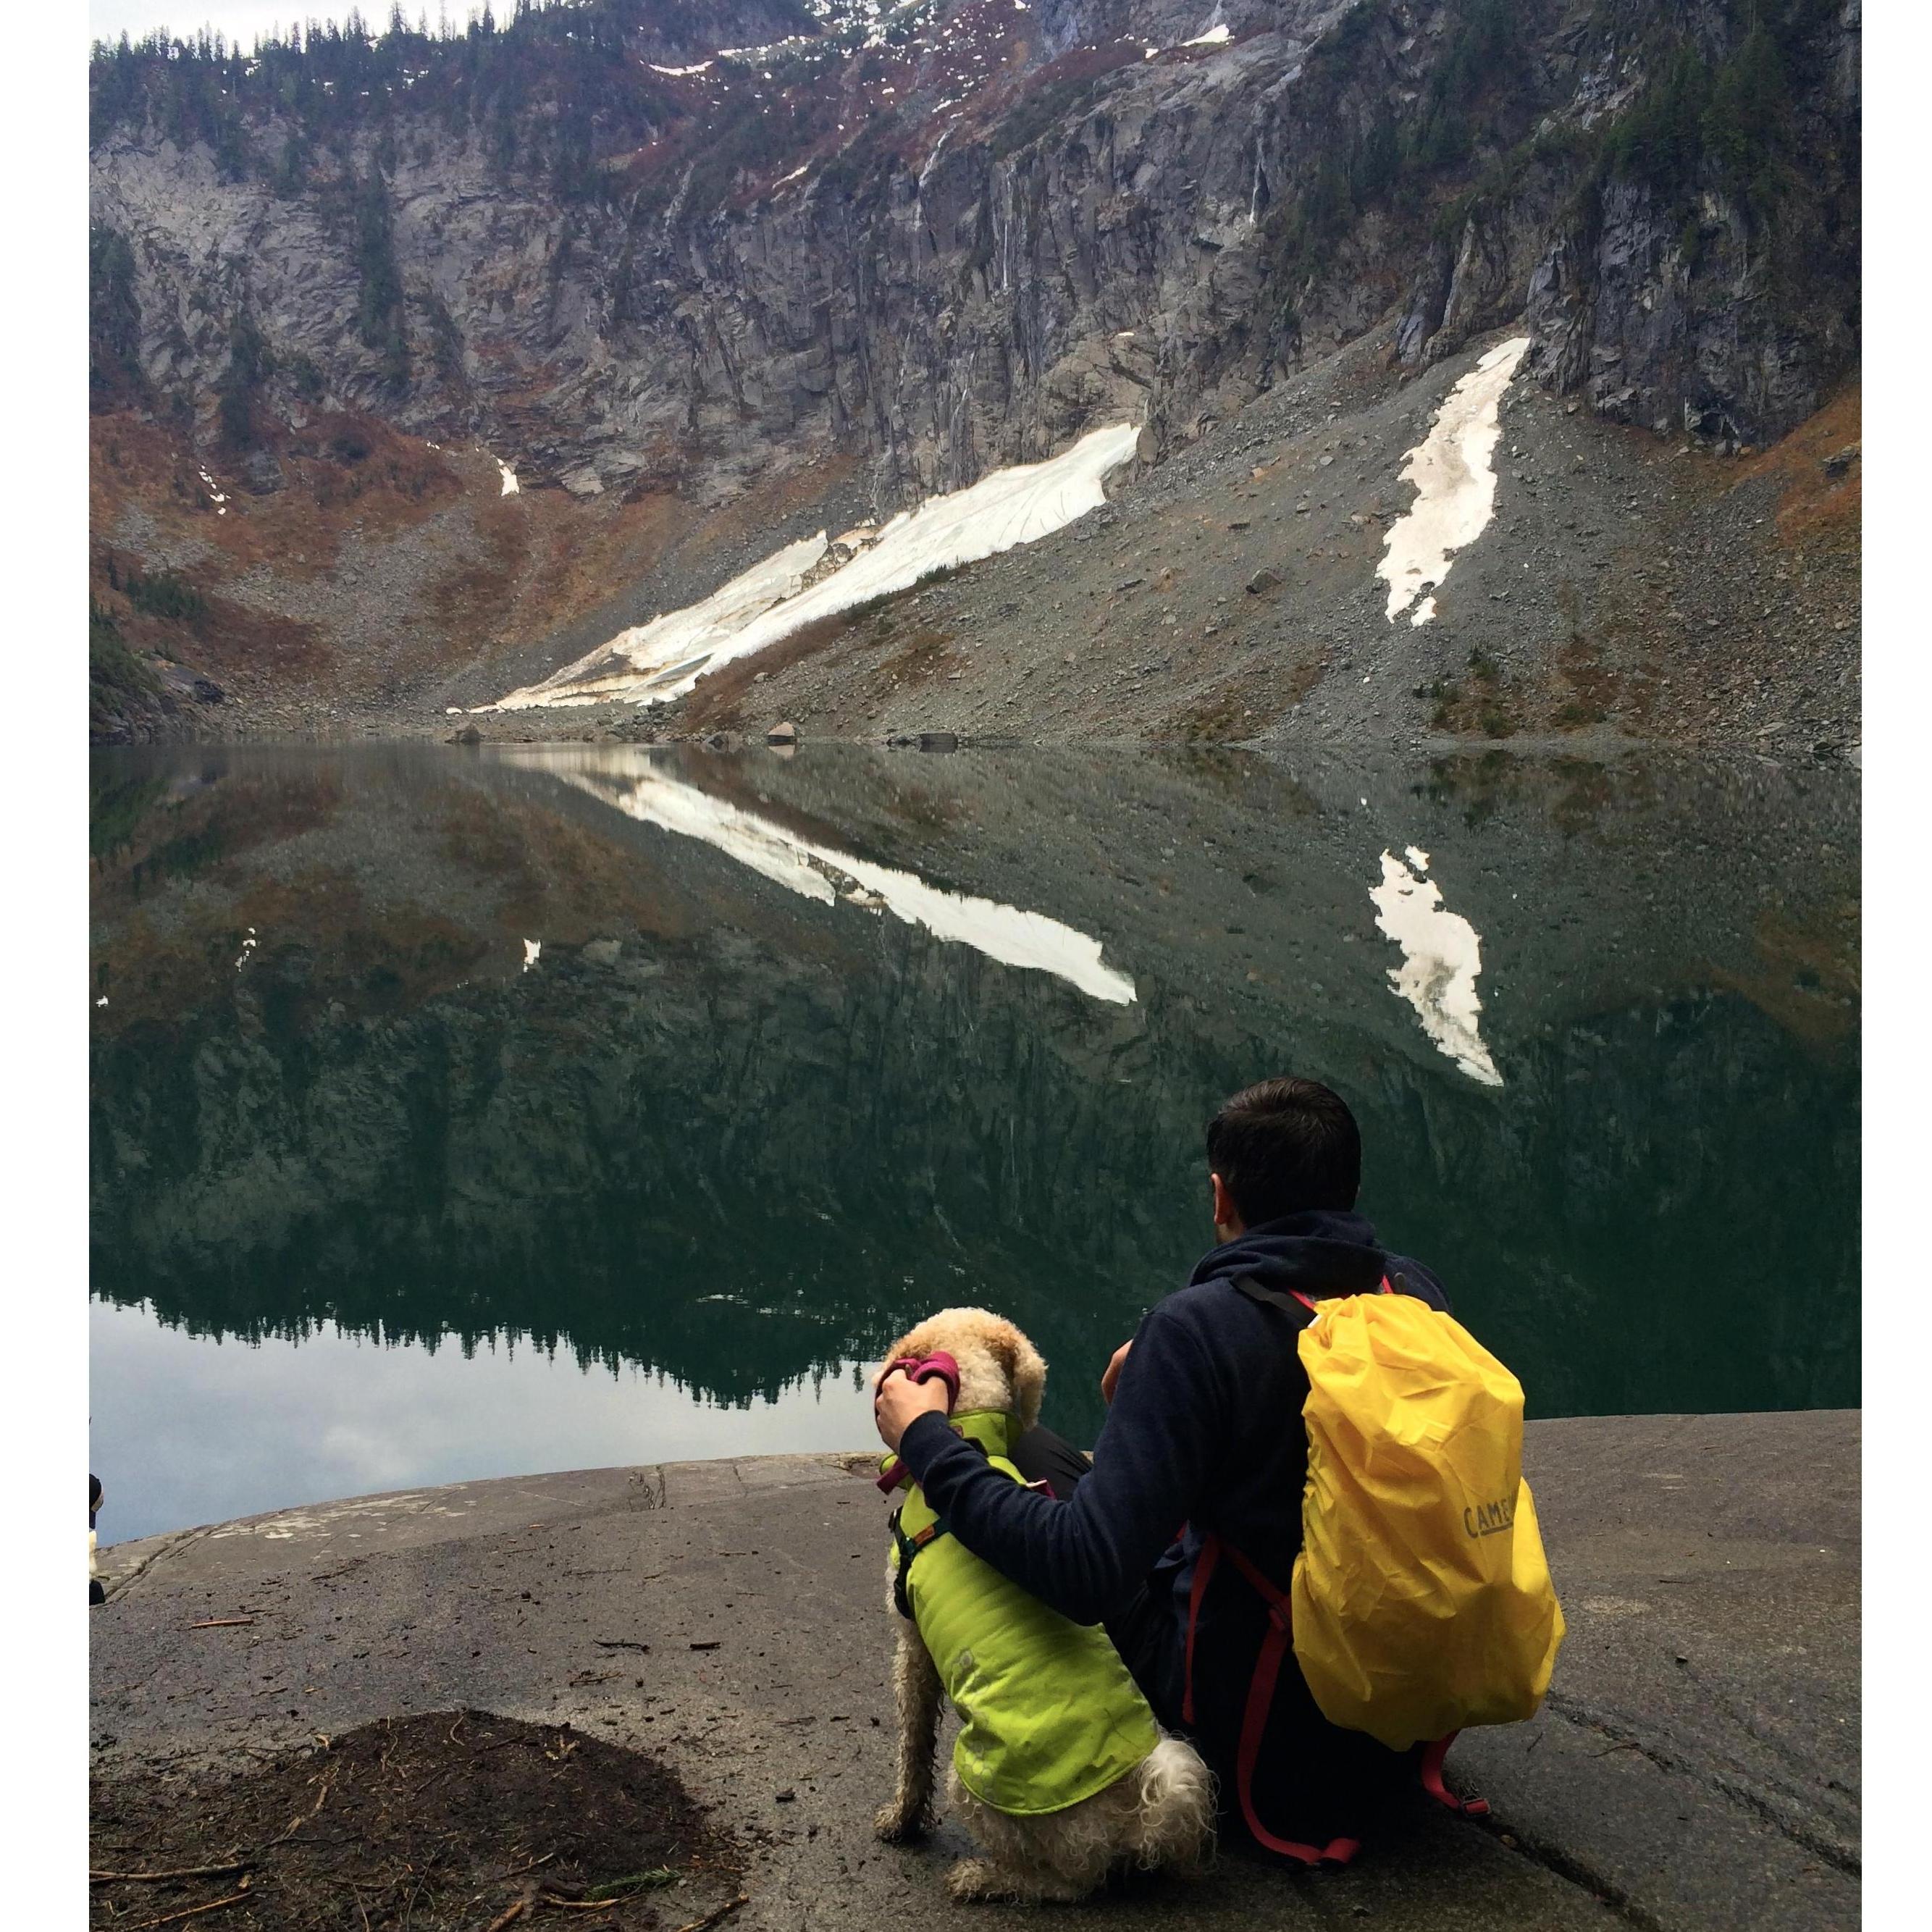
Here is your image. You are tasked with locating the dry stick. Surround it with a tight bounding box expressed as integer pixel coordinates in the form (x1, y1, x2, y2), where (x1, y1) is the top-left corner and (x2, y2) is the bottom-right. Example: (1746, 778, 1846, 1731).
(482, 1900, 529, 1932)
(535, 1899, 618, 1915)
(493, 1853, 558, 1883)
(185, 1618, 255, 1629)
(91, 1863, 251, 1885)
(672, 1898, 749, 1932)
(264, 1760, 340, 1847)
(119, 1881, 253, 1931)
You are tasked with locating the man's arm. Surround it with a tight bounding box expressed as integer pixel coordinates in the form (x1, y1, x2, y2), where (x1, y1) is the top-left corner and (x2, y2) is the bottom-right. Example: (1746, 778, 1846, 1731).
(896, 1306, 1225, 1626)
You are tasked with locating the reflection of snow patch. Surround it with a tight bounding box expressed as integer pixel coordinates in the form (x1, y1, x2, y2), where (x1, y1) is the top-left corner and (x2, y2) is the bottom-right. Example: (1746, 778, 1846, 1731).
(1369, 851, 1502, 1086)
(1378, 337, 1529, 625)
(492, 423, 1139, 711)
(539, 750, 1137, 1006)
(522, 939, 541, 973)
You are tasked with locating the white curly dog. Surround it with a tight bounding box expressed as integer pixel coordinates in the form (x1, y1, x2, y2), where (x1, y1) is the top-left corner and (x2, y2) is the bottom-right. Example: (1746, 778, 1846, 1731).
(871, 1307, 1214, 1902)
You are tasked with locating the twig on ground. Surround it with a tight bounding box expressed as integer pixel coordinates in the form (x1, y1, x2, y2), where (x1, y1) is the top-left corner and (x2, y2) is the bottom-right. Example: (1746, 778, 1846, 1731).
(492, 1852, 558, 1883)
(482, 1898, 530, 1931)
(671, 1897, 748, 1932)
(185, 1618, 255, 1629)
(592, 1640, 652, 1653)
(264, 1760, 340, 1847)
(91, 1863, 251, 1885)
(119, 1878, 253, 1930)
(535, 1897, 618, 1915)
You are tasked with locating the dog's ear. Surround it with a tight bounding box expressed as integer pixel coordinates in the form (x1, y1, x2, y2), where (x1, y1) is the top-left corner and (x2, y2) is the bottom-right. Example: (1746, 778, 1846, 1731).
(988, 1322, 1047, 1432)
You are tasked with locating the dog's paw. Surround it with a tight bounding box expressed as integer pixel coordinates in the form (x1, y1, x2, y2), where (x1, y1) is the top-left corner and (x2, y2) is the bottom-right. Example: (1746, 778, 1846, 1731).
(944, 1859, 1012, 1903)
(873, 1802, 930, 1843)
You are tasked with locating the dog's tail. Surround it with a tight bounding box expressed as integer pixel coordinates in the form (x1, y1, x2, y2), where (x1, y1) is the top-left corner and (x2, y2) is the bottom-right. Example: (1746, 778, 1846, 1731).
(1130, 1735, 1217, 1871)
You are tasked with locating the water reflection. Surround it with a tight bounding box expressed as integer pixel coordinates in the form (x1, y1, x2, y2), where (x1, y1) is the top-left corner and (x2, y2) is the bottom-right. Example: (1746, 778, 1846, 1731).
(545, 749, 1135, 1004)
(91, 742, 1859, 1541)
(1369, 845, 1502, 1086)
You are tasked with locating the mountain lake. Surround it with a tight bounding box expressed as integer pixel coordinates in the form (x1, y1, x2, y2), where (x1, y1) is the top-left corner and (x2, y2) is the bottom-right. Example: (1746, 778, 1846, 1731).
(89, 741, 1859, 1543)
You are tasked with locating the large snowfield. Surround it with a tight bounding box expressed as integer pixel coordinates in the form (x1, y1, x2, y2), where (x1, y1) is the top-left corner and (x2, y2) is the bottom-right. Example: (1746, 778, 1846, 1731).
(490, 422, 1141, 711)
(1377, 336, 1531, 627)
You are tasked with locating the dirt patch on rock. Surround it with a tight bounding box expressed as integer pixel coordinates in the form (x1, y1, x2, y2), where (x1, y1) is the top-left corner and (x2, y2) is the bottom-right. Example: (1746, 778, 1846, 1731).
(90, 1710, 742, 1932)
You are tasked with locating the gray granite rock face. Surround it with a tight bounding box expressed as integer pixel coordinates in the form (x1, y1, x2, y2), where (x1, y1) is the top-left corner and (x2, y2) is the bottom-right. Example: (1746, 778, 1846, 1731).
(90, 1, 1858, 515)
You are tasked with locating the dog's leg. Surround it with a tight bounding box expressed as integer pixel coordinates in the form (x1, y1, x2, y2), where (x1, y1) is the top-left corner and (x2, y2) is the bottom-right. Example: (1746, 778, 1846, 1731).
(943, 1858, 1091, 1905)
(873, 1616, 944, 1841)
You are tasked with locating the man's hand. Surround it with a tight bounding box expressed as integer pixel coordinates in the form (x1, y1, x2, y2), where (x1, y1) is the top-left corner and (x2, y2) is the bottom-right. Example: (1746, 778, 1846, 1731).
(873, 1365, 953, 1453)
(1101, 1340, 1132, 1405)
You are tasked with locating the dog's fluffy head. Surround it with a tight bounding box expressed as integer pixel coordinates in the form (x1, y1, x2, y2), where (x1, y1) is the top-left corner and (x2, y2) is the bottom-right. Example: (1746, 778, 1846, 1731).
(877, 1308, 1046, 1432)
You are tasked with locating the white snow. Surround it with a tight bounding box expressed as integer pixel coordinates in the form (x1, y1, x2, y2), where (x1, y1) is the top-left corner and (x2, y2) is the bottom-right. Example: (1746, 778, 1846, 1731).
(650, 61, 713, 76)
(522, 939, 541, 972)
(497, 460, 521, 496)
(1183, 25, 1232, 47)
(490, 422, 1140, 711)
(1377, 335, 1530, 626)
(492, 532, 831, 711)
(775, 164, 811, 185)
(95, 995, 109, 1008)
(198, 466, 230, 516)
(542, 752, 1137, 1006)
(1369, 851, 1502, 1085)
(235, 926, 258, 972)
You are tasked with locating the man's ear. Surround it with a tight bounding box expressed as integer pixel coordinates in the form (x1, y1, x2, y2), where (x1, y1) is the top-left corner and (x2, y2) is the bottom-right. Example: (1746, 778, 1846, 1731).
(1211, 1171, 1242, 1236)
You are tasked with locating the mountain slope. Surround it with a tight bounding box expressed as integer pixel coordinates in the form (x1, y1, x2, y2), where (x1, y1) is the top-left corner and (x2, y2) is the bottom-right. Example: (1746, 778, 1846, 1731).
(88, 0, 1860, 742)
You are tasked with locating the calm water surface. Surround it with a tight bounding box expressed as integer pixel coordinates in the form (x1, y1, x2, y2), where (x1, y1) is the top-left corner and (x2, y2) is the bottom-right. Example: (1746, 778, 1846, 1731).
(90, 742, 1860, 1542)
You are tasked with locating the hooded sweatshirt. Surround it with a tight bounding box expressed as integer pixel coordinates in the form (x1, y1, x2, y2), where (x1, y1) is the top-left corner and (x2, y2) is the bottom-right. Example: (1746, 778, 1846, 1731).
(896, 1208, 1449, 1849)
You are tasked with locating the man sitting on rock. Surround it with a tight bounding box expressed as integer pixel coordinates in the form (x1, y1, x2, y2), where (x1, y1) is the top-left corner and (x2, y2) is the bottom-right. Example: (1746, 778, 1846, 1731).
(873, 1075, 1451, 1857)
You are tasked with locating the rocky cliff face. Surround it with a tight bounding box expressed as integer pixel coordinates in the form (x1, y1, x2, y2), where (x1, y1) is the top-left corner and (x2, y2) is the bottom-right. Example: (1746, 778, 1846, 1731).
(92, 1, 1858, 503)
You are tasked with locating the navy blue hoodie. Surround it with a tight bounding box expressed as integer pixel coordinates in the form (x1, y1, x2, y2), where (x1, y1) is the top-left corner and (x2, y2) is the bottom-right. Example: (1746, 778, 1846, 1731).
(897, 1209, 1449, 1849)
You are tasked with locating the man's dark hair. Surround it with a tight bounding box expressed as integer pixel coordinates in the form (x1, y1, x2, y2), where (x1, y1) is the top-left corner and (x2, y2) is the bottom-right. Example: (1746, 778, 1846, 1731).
(1205, 1077, 1361, 1227)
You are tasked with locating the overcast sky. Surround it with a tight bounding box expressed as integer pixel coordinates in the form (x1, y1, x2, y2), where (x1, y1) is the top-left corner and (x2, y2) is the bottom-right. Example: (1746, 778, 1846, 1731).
(89, 2, 491, 48)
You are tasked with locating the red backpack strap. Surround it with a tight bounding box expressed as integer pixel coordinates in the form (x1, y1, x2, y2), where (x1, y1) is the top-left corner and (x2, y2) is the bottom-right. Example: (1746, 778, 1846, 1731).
(1180, 1532, 1221, 1727)
(1194, 1537, 1360, 1868)
(1419, 1734, 1490, 1817)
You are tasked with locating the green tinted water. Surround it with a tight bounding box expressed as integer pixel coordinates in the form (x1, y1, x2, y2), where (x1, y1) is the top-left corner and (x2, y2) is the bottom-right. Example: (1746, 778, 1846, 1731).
(90, 742, 1859, 1542)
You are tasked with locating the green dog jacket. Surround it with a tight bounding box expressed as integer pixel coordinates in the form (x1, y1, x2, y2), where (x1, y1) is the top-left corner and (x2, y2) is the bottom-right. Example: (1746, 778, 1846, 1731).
(885, 1408, 1161, 1816)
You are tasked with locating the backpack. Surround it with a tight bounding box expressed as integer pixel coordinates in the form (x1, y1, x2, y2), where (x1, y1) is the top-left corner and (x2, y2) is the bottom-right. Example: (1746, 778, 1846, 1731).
(1183, 1276, 1566, 1865)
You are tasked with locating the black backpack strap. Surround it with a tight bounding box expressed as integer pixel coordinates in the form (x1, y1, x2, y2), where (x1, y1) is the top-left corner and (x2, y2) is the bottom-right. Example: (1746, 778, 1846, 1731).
(1231, 1272, 1322, 1322)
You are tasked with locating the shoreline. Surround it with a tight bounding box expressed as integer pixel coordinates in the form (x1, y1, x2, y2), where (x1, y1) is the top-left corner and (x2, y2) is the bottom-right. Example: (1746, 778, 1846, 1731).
(92, 1411, 1859, 1931)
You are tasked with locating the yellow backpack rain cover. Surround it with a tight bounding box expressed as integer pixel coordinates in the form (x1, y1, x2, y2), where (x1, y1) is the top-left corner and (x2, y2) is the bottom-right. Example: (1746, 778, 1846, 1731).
(1290, 1292, 1565, 1751)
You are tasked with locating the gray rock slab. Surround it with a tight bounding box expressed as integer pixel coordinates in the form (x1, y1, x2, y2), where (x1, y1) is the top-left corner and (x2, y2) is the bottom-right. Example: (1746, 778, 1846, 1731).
(92, 1414, 1857, 1930)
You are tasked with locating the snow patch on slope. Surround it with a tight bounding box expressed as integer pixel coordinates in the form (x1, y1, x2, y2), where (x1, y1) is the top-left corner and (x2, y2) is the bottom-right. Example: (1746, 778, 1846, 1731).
(538, 750, 1137, 1006)
(491, 421, 1139, 711)
(1377, 336, 1529, 626)
(1369, 849, 1502, 1085)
